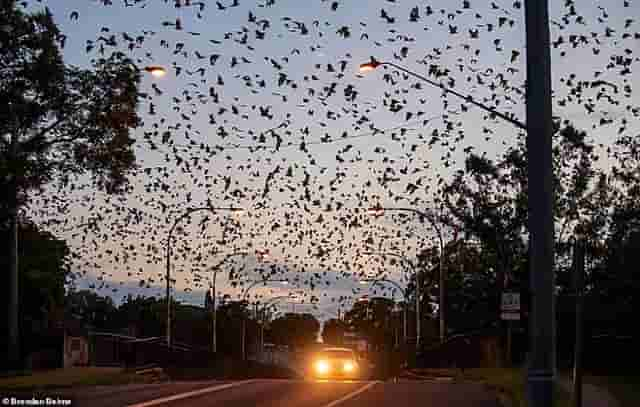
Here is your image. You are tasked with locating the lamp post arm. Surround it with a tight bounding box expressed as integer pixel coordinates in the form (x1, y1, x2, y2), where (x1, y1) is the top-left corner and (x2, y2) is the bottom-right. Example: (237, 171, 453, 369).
(209, 251, 249, 274)
(165, 205, 242, 348)
(241, 279, 285, 302)
(260, 295, 291, 320)
(379, 207, 445, 247)
(241, 280, 262, 302)
(380, 62, 526, 131)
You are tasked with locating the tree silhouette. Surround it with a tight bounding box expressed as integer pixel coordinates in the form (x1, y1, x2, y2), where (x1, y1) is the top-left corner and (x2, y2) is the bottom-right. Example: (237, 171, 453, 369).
(1, 1, 141, 367)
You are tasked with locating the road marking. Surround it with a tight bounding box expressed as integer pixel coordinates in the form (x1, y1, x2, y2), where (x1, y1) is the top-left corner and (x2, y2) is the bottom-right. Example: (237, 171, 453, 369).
(321, 381, 379, 407)
(127, 380, 256, 407)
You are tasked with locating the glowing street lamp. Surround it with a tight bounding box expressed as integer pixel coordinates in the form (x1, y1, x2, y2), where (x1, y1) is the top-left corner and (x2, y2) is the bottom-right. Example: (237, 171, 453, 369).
(358, 58, 526, 130)
(358, 60, 381, 72)
(255, 248, 270, 261)
(144, 65, 167, 78)
(366, 206, 385, 217)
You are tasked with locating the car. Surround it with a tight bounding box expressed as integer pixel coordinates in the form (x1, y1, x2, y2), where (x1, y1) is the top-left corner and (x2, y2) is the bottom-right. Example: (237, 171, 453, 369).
(310, 347, 361, 380)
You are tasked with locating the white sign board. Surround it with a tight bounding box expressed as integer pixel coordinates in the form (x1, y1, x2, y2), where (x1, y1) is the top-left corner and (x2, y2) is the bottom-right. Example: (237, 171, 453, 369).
(501, 292, 520, 321)
(501, 312, 520, 321)
(501, 292, 520, 311)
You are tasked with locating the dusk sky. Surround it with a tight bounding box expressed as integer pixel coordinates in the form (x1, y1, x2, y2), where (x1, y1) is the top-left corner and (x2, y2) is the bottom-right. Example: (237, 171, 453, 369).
(23, 0, 639, 322)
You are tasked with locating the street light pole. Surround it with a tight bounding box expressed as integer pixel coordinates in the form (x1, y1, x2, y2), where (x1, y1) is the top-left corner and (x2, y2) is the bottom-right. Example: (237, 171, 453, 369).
(361, 21, 555, 400)
(525, 0, 555, 405)
(368, 207, 447, 344)
(240, 278, 288, 361)
(361, 251, 420, 353)
(164, 205, 243, 348)
(208, 250, 255, 353)
(361, 277, 408, 347)
(258, 295, 294, 354)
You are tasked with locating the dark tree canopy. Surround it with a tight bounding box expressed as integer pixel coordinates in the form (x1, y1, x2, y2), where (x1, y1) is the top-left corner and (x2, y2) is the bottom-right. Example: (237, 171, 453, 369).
(269, 312, 320, 348)
(0, 0, 141, 199)
(0, 221, 70, 355)
(321, 317, 347, 346)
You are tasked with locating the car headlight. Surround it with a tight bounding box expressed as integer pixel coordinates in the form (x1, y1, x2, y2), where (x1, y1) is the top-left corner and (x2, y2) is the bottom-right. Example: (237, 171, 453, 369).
(343, 361, 356, 372)
(315, 360, 329, 374)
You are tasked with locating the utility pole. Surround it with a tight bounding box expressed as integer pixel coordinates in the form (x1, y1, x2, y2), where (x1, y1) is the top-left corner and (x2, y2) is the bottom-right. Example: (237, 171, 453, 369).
(211, 283, 217, 354)
(416, 269, 421, 350)
(439, 243, 446, 344)
(241, 311, 246, 361)
(525, 0, 555, 406)
(7, 135, 19, 368)
(165, 239, 172, 348)
(572, 239, 585, 407)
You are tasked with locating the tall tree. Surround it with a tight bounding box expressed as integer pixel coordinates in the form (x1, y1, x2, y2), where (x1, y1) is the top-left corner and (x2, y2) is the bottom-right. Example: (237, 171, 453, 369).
(321, 318, 347, 346)
(0, 1, 141, 367)
(344, 297, 396, 350)
(64, 289, 117, 332)
(0, 221, 70, 363)
(269, 312, 320, 349)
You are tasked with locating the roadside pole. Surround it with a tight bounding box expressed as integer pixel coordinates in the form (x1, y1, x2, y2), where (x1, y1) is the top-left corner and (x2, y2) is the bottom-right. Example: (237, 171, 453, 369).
(572, 239, 585, 407)
(525, 0, 556, 405)
(501, 292, 521, 367)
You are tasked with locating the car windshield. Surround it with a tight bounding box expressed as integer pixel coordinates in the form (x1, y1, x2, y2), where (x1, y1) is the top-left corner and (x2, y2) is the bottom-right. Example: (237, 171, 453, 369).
(320, 350, 354, 359)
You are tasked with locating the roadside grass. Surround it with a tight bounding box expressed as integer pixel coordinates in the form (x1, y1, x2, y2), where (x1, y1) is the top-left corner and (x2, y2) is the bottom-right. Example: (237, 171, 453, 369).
(408, 368, 571, 407)
(461, 368, 570, 407)
(583, 374, 640, 407)
(0, 367, 156, 390)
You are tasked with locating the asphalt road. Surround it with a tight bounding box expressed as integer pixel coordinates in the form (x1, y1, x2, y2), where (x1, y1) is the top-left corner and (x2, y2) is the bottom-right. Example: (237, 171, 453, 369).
(3, 379, 499, 407)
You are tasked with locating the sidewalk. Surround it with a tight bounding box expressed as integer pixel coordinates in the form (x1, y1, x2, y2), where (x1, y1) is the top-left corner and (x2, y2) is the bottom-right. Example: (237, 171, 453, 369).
(558, 376, 620, 407)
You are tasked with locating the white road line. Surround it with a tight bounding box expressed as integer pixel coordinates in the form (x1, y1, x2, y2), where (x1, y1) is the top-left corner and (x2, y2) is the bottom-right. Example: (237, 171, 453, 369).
(321, 381, 379, 407)
(127, 379, 256, 407)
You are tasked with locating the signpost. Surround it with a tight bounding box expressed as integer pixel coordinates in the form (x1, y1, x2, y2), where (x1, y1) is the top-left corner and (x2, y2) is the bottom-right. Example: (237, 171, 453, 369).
(501, 292, 521, 321)
(501, 292, 521, 366)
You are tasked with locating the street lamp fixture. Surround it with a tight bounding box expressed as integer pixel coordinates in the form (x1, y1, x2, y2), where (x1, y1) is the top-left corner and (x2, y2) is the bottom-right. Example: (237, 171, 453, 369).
(144, 65, 167, 78)
(358, 60, 381, 72)
(358, 58, 526, 130)
(366, 206, 385, 217)
(255, 248, 270, 261)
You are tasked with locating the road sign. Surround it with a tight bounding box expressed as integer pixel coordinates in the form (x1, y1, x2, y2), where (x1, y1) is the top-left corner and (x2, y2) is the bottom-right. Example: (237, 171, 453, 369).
(501, 312, 520, 321)
(501, 292, 520, 320)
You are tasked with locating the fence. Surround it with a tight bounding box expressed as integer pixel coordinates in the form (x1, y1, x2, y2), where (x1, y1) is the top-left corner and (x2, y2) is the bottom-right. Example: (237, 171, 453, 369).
(89, 332, 216, 369)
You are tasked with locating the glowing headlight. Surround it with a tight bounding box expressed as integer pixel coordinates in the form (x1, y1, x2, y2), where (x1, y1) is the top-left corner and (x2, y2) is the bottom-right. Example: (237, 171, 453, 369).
(343, 361, 356, 372)
(315, 360, 329, 374)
